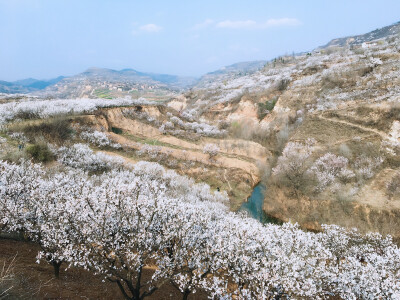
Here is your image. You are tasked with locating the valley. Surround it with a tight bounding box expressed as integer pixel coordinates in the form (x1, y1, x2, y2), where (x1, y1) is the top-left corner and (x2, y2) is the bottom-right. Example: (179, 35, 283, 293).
(1, 19, 400, 300)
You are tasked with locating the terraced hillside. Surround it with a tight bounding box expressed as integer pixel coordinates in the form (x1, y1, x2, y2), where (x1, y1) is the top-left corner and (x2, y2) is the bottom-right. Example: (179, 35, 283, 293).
(0, 97, 267, 211)
(171, 23, 400, 238)
(2, 22, 399, 238)
(1, 20, 400, 300)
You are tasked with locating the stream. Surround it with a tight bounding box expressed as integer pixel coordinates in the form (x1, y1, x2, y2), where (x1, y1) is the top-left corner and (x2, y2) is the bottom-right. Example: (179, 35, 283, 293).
(239, 183, 281, 224)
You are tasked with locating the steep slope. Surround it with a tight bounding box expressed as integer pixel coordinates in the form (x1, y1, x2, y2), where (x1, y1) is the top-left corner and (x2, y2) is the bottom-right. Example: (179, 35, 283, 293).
(320, 21, 400, 48)
(171, 21, 400, 237)
(195, 60, 267, 88)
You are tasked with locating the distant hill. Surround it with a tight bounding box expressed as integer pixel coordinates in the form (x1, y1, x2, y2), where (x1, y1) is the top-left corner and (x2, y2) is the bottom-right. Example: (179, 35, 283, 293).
(208, 61, 267, 76)
(13, 76, 65, 90)
(2, 20, 399, 96)
(195, 60, 267, 88)
(37, 68, 198, 98)
(0, 76, 65, 94)
(0, 80, 29, 94)
(320, 21, 400, 48)
(0, 68, 197, 96)
(75, 67, 197, 89)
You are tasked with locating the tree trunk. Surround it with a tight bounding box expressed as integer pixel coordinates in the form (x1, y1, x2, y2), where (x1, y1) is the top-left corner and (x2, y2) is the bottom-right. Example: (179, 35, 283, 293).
(182, 289, 191, 300)
(52, 261, 62, 279)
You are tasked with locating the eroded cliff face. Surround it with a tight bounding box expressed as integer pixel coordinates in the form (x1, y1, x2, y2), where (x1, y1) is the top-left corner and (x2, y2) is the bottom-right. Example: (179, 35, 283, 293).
(169, 33, 400, 236)
(80, 105, 268, 210)
(264, 185, 400, 240)
(71, 30, 400, 236)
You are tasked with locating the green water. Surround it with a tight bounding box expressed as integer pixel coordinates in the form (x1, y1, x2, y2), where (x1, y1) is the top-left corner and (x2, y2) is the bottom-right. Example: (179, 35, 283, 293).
(239, 183, 282, 224)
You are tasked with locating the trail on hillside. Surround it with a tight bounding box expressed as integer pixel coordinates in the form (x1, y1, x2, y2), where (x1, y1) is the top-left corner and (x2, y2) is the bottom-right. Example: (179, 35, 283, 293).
(317, 114, 389, 139)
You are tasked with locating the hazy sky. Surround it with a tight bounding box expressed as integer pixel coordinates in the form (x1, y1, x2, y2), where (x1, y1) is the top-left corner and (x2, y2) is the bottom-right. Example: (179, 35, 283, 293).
(1, 0, 399, 80)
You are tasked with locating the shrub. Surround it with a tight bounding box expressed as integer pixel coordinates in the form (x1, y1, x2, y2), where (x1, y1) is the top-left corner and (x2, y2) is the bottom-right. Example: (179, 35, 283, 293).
(354, 155, 384, 180)
(203, 143, 220, 160)
(257, 97, 278, 120)
(321, 70, 357, 90)
(339, 143, 352, 158)
(387, 172, 400, 199)
(272, 139, 315, 195)
(1, 150, 29, 163)
(229, 121, 242, 137)
(13, 110, 40, 120)
(111, 127, 123, 134)
(277, 77, 290, 91)
(21, 117, 73, 144)
(309, 153, 355, 191)
(80, 130, 121, 149)
(26, 143, 55, 163)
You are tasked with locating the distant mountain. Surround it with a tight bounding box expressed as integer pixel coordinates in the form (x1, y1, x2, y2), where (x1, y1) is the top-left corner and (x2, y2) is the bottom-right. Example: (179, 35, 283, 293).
(13, 76, 65, 90)
(75, 67, 197, 89)
(0, 80, 29, 94)
(38, 68, 198, 98)
(209, 61, 267, 76)
(320, 21, 400, 48)
(0, 76, 65, 94)
(2, 20, 399, 96)
(0, 68, 197, 97)
(195, 60, 267, 88)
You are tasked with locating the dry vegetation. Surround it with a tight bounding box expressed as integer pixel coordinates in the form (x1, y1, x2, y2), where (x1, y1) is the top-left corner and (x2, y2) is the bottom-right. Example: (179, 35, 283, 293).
(169, 30, 400, 237)
(0, 23, 400, 299)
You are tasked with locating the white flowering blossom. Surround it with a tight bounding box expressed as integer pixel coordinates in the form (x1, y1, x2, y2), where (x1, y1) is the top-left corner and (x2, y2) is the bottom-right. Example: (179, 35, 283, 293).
(310, 153, 355, 191)
(0, 158, 400, 299)
(354, 155, 384, 179)
(55, 143, 125, 171)
(203, 143, 220, 159)
(272, 139, 315, 191)
(9, 132, 29, 143)
(0, 97, 152, 125)
(168, 116, 225, 137)
(80, 130, 121, 149)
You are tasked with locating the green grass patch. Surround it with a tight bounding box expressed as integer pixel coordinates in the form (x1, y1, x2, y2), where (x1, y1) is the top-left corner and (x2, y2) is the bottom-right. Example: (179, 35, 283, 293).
(10, 117, 74, 145)
(26, 142, 55, 163)
(257, 97, 278, 120)
(94, 89, 113, 99)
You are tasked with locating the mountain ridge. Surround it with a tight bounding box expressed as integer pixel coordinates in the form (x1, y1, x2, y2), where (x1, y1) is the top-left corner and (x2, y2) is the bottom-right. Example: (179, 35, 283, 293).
(1, 20, 399, 96)
(320, 20, 400, 49)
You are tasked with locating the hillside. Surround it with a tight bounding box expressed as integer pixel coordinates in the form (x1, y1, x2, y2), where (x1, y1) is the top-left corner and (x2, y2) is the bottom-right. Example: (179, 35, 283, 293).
(1, 19, 400, 300)
(0, 77, 64, 94)
(0, 68, 197, 99)
(320, 21, 400, 48)
(171, 21, 400, 238)
(36, 68, 199, 99)
(195, 60, 267, 88)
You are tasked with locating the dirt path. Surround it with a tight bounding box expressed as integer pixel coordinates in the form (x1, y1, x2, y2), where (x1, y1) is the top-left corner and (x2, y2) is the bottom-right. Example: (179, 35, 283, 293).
(318, 114, 388, 139)
(224, 169, 233, 191)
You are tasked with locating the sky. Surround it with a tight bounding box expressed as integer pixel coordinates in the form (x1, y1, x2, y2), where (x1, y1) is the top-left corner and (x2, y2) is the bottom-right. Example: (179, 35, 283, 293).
(0, 0, 399, 81)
